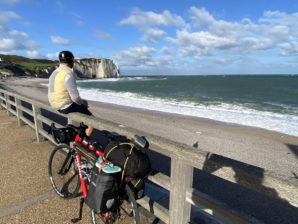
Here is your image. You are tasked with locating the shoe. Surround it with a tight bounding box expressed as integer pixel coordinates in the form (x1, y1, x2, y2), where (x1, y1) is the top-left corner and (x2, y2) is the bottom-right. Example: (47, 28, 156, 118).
(102, 162, 122, 173)
(96, 156, 122, 173)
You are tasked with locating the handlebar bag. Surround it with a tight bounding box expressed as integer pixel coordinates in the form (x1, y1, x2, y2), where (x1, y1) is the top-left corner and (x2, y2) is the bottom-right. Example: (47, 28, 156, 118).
(51, 127, 77, 144)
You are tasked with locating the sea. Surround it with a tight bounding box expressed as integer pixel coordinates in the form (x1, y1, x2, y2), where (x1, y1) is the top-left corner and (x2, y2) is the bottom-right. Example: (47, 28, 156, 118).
(77, 75, 298, 137)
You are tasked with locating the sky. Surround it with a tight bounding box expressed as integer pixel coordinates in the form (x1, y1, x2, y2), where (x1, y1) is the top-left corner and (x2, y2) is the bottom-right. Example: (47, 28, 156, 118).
(1, 0, 298, 75)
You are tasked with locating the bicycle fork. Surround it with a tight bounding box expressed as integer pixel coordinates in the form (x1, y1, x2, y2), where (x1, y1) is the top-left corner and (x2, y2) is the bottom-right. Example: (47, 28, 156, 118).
(76, 154, 88, 198)
(71, 154, 88, 223)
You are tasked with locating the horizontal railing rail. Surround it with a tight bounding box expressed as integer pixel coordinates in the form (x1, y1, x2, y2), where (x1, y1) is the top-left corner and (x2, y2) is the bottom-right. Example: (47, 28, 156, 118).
(0, 88, 297, 224)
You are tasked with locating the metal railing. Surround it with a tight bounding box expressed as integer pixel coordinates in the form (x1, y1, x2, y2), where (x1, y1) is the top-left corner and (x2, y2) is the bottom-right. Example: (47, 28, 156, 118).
(0, 88, 297, 224)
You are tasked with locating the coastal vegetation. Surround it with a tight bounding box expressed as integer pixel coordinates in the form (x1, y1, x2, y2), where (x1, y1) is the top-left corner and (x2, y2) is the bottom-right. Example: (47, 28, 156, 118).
(0, 54, 120, 79)
(0, 54, 57, 78)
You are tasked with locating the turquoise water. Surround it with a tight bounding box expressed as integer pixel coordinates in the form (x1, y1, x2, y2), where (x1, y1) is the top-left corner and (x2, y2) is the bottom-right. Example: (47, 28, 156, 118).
(77, 75, 298, 136)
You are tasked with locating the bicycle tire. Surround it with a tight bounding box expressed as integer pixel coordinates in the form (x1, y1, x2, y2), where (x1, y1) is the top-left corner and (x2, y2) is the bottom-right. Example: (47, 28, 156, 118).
(90, 184, 141, 224)
(48, 144, 80, 199)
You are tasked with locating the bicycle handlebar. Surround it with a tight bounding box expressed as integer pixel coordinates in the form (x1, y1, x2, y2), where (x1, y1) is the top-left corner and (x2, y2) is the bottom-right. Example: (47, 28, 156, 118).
(66, 122, 88, 136)
(49, 122, 88, 144)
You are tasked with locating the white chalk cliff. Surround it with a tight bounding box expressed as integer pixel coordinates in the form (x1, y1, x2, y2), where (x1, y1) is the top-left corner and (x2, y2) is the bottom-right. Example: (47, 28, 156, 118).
(74, 58, 120, 79)
(0, 55, 120, 79)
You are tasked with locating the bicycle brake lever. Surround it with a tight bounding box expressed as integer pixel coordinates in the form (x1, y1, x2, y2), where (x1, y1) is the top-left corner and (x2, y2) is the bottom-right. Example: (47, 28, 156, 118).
(80, 122, 88, 128)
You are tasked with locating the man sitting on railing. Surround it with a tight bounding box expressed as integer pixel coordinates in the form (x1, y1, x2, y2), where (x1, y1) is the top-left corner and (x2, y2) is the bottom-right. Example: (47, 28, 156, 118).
(48, 50, 93, 136)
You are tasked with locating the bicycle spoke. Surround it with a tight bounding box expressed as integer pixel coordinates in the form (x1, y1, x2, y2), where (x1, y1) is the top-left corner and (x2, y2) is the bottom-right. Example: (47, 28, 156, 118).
(48, 145, 80, 198)
(60, 172, 79, 196)
(58, 152, 73, 175)
(90, 185, 140, 224)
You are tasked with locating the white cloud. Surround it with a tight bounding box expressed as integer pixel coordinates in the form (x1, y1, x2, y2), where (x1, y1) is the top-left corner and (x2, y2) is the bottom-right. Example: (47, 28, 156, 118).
(0, 11, 38, 54)
(112, 45, 180, 75)
(173, 29, 236, 49)
(279, 42, 298, 56)
(0, 11, 21, 24)
(75, 52, 101, 59)
(8, 29, 29, 40)
(75, 20, 85, 26)
(267, 25, 291, 41)
(0, 38, 25, 52)
(241, 37, 273, 50)
(159, 46, 174, 55)
(71, 12, 82, 19)
(189, 7, 264, 37)
(50, 35, 71, 45)
(142, 28, 166, 43)
(56, 1, 64, 12)
(46, 52, 59, 60)
(116, 7, 298, 74)
(189, 7, 215, 29)
(26, 50, 39, 58)
(162, 7, 298, 58)
(113, 46, 157, 67)
(177, 45, 213, 57)
(166, 29, 238, 57)
(119, 8, 186, 44)
(0, 0, 27, 4)
(260, 10, 298, 26)
(93, 30, 114, 40)
(71, 12, 85, 26)
(119, 8, 186, 28)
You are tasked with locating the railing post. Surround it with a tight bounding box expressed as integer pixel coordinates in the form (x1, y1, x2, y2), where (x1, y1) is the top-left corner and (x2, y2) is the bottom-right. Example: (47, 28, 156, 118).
(169, 156, 193, 224)
(68, 117, 80, 127)
(68, 118, 74, 125)
(32, 104, 42, 142)
(0, 92, 3, 110)
(4, 93, 11, 116)
(15, 98, 24, 126)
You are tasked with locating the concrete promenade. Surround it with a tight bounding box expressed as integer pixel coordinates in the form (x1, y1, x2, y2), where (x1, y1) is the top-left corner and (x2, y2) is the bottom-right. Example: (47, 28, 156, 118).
(0, 109, 98, 224)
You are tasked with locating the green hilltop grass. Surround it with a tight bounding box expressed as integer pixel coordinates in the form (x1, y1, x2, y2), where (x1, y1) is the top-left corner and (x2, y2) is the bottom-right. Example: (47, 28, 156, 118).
(18, 61, 58, 68)
(0, 54, 58, 76)
(0, 54, 57, 67)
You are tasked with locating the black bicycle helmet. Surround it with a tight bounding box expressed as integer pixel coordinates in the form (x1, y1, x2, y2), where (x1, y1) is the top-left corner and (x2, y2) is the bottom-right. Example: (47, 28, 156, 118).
(59, 50, 74, 63)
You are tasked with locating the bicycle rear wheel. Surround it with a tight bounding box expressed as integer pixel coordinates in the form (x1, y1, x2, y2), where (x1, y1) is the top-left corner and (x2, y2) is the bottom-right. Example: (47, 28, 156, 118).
(90, 184, 141, 224)
(48, 144, 80, 198)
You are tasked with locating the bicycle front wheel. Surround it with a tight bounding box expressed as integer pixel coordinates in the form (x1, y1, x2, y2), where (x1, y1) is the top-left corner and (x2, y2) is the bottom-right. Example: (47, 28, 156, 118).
(48, 144, 80, 198)
(91, 184, 141, 224)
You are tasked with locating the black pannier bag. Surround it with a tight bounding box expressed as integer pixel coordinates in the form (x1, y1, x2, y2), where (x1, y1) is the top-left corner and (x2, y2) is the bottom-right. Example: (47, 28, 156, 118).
(104, 137, 151, 179)
(129, 178, 146, 199)
(85, 167, 119, 213)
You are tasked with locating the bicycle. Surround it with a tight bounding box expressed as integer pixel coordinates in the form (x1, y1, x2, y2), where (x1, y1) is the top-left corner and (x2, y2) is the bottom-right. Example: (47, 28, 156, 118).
(48, 123, 141, 224)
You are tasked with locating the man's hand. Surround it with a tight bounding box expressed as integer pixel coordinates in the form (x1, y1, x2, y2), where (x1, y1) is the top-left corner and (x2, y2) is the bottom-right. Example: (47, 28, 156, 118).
(82, 99, 89, 107)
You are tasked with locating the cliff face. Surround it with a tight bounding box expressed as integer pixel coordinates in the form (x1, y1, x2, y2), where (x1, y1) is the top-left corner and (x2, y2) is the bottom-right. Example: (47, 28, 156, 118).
(0, 54, 120, 79)
(26, 66, 57, 78)
(74, 58, 120, 79)
(0, 54, 57, 78)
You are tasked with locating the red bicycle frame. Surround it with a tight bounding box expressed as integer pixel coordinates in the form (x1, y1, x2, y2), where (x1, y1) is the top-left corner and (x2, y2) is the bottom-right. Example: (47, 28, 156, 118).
(73, 134, 104, 198)
(76, 154, 88, 198)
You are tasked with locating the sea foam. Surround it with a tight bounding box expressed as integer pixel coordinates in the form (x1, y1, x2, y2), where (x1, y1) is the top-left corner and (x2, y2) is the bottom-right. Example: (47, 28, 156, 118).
(79, 87, 298, 137)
